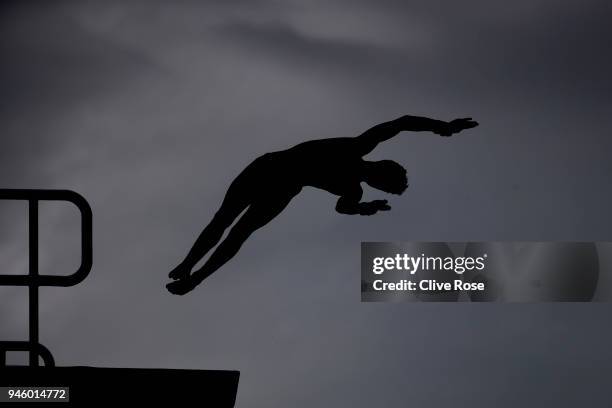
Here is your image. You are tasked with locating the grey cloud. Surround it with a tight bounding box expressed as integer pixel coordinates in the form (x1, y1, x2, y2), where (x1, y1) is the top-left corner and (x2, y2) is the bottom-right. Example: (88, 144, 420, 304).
(0, 1, 158, 187)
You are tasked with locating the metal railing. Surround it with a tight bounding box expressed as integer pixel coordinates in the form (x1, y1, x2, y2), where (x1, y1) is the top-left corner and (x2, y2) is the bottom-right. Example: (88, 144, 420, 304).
(0, 189, 92, 367)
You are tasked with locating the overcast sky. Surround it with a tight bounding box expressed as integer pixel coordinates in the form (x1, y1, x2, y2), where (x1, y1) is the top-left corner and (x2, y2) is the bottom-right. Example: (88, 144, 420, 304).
(1, 1, 612, 406)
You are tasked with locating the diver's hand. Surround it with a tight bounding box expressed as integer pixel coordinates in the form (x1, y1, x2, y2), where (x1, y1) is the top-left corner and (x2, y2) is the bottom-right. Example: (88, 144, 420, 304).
(359, 200, 391, 215)
(434, 117, 478, 137)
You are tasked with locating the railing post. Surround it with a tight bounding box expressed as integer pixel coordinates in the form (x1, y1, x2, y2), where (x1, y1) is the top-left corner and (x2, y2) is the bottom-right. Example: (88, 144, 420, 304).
(29, 200, 39, 368)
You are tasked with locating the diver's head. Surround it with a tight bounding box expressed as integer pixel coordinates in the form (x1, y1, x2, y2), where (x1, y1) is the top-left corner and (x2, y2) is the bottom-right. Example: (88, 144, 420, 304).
(362, 160, 408, 195)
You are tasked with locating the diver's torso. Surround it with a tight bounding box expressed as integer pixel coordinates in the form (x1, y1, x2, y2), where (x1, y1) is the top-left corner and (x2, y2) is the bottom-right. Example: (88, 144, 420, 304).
(251, 137, 363, 196)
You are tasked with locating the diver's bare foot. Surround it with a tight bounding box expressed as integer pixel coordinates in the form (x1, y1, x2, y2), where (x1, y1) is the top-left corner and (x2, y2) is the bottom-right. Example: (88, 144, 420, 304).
(169, 264, 191, 281)
(166, 278, 197, 295)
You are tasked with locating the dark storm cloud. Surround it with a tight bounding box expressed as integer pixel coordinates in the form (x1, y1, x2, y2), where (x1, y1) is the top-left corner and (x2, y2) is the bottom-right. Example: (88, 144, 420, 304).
(216, 0, 612, 104)
(1, 1, 612, 407)
(216, 21, 400, 75)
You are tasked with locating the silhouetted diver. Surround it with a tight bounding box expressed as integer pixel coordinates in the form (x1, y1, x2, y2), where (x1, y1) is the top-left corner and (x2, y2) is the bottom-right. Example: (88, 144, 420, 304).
(167, 115, 478, 295)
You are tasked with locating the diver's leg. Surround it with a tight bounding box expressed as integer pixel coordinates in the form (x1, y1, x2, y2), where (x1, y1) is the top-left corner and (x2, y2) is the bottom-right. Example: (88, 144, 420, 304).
(167, 192, 296, 294)
(168, 180, 250, 280)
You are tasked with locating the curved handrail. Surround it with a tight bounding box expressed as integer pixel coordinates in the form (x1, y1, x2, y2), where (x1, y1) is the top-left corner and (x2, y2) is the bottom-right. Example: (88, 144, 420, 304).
(0, 188, 93, 367)
(0, 189, 93, 287)
(0, 341, 55, 367)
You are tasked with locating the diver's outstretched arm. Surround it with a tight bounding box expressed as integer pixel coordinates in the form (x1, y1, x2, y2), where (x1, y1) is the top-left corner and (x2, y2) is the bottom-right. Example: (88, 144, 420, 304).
(355, 115, 478, 155)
